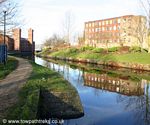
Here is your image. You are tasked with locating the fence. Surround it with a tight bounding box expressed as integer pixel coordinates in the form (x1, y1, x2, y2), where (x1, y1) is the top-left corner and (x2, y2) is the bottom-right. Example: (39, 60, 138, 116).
(0, 45, 7, 64)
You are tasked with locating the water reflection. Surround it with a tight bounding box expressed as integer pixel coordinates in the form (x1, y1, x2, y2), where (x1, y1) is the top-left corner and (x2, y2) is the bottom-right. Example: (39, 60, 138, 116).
(35, 57, 150, 125)
(117, 83, 150, 125)
(83, 72, 145, 96)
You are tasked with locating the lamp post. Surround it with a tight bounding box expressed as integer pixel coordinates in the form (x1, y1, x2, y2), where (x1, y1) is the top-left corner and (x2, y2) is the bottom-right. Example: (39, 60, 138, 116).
(3, 9, 6, 65)
(3, 10, 6, 45)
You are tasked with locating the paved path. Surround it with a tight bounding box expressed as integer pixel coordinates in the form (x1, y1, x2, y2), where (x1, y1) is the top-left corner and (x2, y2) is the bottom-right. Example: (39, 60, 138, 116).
(0, 57, 32, 119)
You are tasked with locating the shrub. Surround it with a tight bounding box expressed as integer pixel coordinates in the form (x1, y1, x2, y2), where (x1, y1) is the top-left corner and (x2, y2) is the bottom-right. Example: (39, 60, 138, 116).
(108, 47, 119, 52)
(142, 48, 148, 53)
(80, 46, 94, 51)
(92, 48, 104, 53)
(66, 48, 78, 53)
(129, 46, 141, 52)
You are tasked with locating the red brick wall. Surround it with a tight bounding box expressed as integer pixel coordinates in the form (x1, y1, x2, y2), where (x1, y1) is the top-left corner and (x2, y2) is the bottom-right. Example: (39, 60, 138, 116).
(0, 34, 14, 51)
(0, 28, 35, 53)
(28, 28, 33, 44)
(13, 28, 21, 51)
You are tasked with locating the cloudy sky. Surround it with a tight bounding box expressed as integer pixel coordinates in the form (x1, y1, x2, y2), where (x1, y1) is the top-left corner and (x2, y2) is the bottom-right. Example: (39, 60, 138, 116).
(14, 0, 145, 44)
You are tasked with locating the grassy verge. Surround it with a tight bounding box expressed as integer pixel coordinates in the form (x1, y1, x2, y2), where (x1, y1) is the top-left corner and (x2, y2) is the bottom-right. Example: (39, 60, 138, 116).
(7, 62, 76, 120)
(40, 47, 150, 64)
(0, 57, 18, 80)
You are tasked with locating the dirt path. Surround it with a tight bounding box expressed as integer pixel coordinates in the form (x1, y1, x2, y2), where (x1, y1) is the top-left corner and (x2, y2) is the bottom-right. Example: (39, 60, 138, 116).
(0, 57, 32, 119)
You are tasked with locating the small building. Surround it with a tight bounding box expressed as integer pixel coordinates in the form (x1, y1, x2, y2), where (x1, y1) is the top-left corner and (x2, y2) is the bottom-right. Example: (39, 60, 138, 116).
(0, 28, 35, 53)
(84, 15, 147, 48)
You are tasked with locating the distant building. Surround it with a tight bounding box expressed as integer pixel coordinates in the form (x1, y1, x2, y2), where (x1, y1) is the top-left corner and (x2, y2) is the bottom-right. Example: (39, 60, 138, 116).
(84, 15, 147, 48)
(0, 28, 35, 53)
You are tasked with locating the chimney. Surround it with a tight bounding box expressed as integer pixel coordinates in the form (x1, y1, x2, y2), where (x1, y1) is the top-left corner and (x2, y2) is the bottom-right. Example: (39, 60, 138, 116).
(28, 28, 33, 44)
(13, 28, 21, 51)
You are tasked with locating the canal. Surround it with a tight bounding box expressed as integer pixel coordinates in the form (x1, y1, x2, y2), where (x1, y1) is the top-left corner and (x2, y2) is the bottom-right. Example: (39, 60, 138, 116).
(35, 57, 150, 125)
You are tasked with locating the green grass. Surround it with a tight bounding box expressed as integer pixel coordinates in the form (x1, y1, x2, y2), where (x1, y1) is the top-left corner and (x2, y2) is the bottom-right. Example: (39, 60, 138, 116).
(113, 53, 150, 64)
(43, 48, 150, 64)
(7, 62, 76, 120)
(0, 57, 18, 80)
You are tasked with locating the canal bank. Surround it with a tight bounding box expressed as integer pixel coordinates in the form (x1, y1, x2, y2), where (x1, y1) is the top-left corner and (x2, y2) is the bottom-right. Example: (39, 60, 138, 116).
(37, 46, 150, 71)
(3, 57, 84, 122)
(37, 55, 150, 71)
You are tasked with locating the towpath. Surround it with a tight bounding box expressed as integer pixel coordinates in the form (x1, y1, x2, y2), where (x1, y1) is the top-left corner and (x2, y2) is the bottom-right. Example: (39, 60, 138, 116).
(0, 57, 32, 120)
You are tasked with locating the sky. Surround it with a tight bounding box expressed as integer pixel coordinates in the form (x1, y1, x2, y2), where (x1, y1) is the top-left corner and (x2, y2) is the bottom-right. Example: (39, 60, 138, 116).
(14, 0, 145, 45)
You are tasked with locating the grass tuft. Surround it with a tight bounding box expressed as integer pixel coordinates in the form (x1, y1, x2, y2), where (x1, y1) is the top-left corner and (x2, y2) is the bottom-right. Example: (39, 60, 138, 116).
(0, 57, 18, 80)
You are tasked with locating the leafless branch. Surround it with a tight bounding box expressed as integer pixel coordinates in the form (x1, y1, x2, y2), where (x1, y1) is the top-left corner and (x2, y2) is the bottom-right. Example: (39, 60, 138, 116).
(62, 11, 75, 43)
(0, 0, 22, 35)
(140, 0, 149, 17)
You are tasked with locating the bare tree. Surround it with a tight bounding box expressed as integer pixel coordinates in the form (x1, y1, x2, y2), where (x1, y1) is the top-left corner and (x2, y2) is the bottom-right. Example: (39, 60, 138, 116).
(78, 34, 85, 47)
(119, 16, 147, 50)
(62, 11, 75, 44)
(139, 0, 150, 52)
(44, 34, 65, 49)
(133, 16, 147, 50)
(120, 17, 132, 46)
(0, 0, 21, 35)
(139, 0, 150, 26)
(117, 82, 150, 125)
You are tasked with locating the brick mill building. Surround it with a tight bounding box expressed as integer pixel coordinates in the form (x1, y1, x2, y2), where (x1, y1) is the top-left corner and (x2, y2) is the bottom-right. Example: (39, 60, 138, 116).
(0, 28, 35, 53)
(84, 15, 148, 48)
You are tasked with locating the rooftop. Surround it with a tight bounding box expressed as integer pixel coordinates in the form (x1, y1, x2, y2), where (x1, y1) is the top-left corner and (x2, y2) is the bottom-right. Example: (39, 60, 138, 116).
(85, 15, 146, 23)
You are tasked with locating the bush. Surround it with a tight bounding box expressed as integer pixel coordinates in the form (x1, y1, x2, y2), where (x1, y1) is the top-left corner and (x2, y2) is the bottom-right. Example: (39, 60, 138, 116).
(66, 48, 78, 53)
(142, 48, 148, 53)
(92, 48, 104, 53)
(108, 47, 119, 52)
(129, 46, 141, 52)
(80, 46, 94, 51)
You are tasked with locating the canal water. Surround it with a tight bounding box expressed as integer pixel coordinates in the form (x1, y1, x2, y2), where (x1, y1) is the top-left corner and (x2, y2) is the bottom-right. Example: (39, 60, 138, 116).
(35, 57, 150, 125)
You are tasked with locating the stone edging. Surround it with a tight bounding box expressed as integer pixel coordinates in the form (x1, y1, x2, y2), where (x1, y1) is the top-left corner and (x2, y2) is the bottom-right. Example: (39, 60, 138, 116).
(38, 55, 150, 71)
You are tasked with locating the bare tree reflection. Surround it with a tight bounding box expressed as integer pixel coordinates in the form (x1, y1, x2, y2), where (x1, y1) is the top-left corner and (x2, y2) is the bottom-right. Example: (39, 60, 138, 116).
(117, 80, 150, 125)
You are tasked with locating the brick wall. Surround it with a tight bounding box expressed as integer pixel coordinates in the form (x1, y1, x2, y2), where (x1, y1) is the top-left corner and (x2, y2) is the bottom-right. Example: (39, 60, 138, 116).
(13, 28, 21, 51)
(0, 28, 35, 53)
(28, 28, 33, 44)
(20, 39, 32, 52)
(0, 35, 14, 51)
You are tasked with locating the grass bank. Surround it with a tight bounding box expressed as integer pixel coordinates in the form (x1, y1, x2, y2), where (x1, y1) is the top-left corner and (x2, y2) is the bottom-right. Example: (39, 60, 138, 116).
(41, 47, 150, 65)
(7, 61, 82, 120)
(0, 57, 18, 80)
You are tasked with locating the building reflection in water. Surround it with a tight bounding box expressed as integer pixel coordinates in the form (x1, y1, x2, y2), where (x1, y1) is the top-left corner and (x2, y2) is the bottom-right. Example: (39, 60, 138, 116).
(83, 72, 145, 96)
(83, 72, 150, 125)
